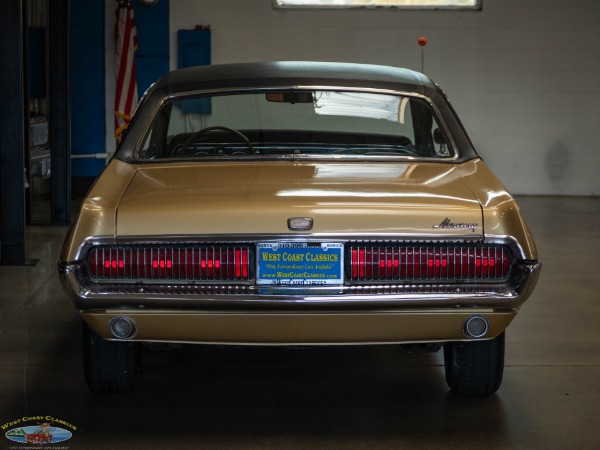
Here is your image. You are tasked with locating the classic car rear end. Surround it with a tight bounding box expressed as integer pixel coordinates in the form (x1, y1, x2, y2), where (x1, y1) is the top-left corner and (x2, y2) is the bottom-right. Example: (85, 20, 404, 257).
(59, 62, 540, 395)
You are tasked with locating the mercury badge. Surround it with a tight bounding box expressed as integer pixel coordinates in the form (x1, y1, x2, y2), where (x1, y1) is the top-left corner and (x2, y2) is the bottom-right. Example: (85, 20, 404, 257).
(433, 217, 478, 233)
(288, 217, 313, 231)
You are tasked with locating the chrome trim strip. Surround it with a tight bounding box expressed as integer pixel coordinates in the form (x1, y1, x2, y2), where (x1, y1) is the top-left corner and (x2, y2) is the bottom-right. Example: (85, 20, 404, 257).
(70, 233, 503, 262)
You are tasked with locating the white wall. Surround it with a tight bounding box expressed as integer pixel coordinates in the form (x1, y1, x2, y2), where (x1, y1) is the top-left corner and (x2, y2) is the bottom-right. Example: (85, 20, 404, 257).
(165, 0, 600, 195)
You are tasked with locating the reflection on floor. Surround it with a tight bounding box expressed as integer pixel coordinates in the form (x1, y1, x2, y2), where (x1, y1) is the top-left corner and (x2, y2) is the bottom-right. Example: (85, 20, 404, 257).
(1, 197, 599, 449)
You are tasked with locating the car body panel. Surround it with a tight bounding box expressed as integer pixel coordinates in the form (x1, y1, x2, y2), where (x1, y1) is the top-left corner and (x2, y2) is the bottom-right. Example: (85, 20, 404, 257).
(115, 160, 483, 238)
(459, 159, 538, 260)
(81, 308, 517, 345)
(60, 160, 137, 262)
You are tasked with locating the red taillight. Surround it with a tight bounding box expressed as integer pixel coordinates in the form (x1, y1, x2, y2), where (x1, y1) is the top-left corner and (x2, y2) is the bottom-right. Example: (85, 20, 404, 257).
(348, 245, 511, 281)
(87, 243, 511, 284)
(88, 245, 252, 281)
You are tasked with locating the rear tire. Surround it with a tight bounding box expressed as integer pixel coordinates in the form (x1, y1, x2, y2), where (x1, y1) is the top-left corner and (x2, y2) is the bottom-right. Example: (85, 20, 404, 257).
(82, 321, 142, 393)
(443, 332, 505, 396)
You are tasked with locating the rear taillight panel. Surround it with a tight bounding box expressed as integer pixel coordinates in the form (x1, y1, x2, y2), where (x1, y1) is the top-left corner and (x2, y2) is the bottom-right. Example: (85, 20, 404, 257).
(347, 244, 512, 283)
(85, 242, 514, 286)
(87, 245, 252, 282)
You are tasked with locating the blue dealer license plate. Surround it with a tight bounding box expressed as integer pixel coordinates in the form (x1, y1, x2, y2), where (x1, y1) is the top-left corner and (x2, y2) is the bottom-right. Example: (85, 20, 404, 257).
(257, 243, 344, 286)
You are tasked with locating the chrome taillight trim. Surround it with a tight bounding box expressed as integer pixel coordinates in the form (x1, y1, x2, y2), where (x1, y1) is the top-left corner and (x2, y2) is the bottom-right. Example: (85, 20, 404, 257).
(71, 233, 529, 263)
(80, 239, 515, 285)
(345, 243, 512, 284)
(86, 243, 253, 283)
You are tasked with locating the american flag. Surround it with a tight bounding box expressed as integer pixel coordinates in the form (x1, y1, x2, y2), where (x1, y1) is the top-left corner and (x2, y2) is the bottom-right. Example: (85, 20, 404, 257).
(114, 0, 138, 141)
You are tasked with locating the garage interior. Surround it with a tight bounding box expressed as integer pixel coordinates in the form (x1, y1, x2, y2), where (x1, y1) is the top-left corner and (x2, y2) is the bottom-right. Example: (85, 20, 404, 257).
(1, 0, 599, 448)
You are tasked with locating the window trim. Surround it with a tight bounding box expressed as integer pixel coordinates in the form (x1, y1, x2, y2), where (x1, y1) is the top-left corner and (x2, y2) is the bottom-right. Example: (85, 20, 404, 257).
(133, 86, 459, 163)
(273, 0, 482, 10)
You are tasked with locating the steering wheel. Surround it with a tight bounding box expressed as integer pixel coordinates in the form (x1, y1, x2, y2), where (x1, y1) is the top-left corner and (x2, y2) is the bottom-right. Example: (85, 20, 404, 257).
(178, 126, 254, 155)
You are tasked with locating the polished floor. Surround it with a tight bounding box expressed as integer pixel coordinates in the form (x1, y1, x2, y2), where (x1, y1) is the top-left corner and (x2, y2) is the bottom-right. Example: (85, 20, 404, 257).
(1, 196, 599, 449)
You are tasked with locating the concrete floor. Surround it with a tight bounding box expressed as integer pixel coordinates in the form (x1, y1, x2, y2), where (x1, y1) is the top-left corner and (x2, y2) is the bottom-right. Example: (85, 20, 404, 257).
(1, 196, 599, 449)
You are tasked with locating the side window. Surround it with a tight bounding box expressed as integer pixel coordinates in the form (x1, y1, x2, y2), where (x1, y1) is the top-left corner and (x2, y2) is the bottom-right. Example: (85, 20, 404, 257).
(139, 103, 172, 159)
(409, 99, 450, 157)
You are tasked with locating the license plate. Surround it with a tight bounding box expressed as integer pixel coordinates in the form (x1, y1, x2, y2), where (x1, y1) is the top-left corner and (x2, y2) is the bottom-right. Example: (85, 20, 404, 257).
(257, 242, 344, 286)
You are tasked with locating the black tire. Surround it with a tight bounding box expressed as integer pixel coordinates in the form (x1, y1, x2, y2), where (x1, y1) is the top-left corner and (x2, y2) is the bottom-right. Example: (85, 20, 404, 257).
(82, 321, 142, 393)
(443, 332, 505, 396)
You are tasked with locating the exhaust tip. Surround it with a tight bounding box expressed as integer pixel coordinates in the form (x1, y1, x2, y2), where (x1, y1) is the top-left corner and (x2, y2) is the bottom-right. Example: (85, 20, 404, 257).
(109, 316, 137, 339)
(463, 315, 489, 338)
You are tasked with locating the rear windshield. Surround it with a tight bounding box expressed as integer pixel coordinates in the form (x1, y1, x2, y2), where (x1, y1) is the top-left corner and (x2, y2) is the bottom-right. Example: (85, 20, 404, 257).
(138, 90, 452, 160)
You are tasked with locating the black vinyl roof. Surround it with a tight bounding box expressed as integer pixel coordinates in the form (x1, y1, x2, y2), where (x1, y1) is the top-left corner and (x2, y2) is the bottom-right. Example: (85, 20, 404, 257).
(151, 61, 440, 97)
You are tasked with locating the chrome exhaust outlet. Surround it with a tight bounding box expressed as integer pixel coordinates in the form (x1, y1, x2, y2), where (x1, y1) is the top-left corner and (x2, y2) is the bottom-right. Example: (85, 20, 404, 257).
(109, 316, 137, 339)
(463, 315, 489, 338)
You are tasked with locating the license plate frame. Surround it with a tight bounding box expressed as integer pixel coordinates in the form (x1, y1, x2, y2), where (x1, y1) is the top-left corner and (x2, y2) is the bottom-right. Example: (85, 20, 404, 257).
(256, 242, 344, 286)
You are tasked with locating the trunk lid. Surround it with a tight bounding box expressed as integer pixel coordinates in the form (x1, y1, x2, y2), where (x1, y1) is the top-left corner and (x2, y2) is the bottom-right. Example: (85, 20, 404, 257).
(116, 161, 483, 238)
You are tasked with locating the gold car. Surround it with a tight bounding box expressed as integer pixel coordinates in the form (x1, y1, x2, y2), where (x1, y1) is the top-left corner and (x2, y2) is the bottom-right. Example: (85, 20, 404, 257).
(59, 62, 541, 395)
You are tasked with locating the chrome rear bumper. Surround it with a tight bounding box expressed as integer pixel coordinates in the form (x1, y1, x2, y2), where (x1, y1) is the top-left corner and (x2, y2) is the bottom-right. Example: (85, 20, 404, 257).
(59, 260, 541, 311)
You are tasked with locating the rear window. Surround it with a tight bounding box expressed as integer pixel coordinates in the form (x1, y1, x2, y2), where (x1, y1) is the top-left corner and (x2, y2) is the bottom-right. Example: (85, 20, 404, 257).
(138, 89, 452, 160)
